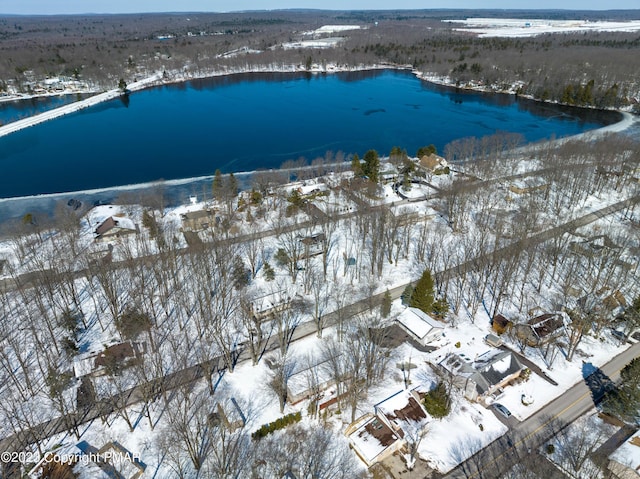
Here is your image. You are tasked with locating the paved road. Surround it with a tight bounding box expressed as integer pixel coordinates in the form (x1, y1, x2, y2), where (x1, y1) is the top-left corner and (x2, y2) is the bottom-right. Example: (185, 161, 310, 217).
(443, 342, 640, 479)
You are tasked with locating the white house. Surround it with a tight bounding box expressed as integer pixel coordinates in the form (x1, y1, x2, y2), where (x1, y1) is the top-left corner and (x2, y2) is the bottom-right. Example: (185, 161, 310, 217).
(396, 307, 444, 346)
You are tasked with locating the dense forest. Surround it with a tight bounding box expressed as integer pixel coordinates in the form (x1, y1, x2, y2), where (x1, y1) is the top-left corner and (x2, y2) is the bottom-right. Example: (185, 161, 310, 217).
(0, 9, 639, 109)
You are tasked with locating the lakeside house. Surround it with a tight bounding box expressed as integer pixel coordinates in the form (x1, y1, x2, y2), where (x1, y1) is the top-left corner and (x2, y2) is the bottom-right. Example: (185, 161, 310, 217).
(94, 216, 137, 243)
(419, 153, 449, 173)
(181, 208, 217, 232)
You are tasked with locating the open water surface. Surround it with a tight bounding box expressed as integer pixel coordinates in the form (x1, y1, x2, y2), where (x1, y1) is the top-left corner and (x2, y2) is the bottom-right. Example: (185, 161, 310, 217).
(0, 69, 621, 219)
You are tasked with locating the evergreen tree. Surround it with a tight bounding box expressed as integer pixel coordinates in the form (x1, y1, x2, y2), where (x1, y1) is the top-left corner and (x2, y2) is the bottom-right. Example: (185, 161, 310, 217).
(362, 149, 380, 183)
(227, 172, 238, 198)
(212, 169, 224, 201)
(351, 153, 363, 176)
(416, 144, 437, 158)
(624, 294, 640, 334)
(274, 248, 290, 267)
(410, 269, 435, 315)
(232, 256, 250, 289)
(432, 297, 449, 320)
(603, 357, 640, 425)
(423, 381, 451, 419)
(263, 261, 275, 281)
(401, 284, 414, 306)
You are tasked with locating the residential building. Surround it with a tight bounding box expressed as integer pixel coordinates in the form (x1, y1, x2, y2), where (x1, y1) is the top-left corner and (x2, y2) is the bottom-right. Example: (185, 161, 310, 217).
(94, 216, 137, 242)
(437, 349, 525, 403)
(396, 307, 445, 346)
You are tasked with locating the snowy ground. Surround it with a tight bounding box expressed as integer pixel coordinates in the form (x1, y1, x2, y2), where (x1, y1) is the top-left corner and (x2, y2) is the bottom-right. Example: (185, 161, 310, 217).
(544, 410, 619, 478)
(447, 18, 640, 38)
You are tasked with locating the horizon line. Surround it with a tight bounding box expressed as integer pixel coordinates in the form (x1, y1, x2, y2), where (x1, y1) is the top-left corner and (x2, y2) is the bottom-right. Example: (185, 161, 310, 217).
(2, 7, 640, 17)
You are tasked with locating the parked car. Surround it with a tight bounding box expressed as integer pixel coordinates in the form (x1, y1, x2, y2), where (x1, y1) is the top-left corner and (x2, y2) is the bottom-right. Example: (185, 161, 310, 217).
(493, 403, 512, 418)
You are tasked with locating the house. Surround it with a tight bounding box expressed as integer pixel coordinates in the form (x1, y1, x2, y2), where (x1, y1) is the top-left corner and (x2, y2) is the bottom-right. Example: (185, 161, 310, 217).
(212, 398, 246, 432)
(251, 289, 297, 320)
(515, 312, 568, 347)
(508, 178, 548, 194)
(419, 154, 448, 173)
(347, 388, 429, 467)
(73, 341, 146, 377)
(286, 356, 337, 405)
(94, 216, 137, 242)
(297, 181, 328, 198)
(374, 389, 429, 436)
(181, 208, 217, 231)
(346, 413, 403, 467)
(298, 233, 326, 259)
(577, 289, 627, 317)
(97, 441, 145, 479)
(396, 307, 445, 346)
(438, 349, 525, 403)
(608, 429, 640, 478)
(569, 234, 619, 257)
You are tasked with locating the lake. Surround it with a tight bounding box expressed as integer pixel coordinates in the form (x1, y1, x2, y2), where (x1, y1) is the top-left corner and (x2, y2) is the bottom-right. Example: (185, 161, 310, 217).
(0, 69, 620, 218)
(0, 93, 91, 125)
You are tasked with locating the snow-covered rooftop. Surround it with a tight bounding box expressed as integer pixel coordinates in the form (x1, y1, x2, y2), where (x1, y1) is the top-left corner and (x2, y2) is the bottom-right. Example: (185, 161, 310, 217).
(348, 414, 401, 465)
(396, 307, 444, 342)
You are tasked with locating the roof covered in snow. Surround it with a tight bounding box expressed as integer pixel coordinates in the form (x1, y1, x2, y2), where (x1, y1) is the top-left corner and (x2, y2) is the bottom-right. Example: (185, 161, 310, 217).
(396, 307, 444, 342)
(348, 414, 400, 465)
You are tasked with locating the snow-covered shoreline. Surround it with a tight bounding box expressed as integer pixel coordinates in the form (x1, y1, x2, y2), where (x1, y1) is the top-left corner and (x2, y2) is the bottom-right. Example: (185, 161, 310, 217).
(0, 74, 161, 138)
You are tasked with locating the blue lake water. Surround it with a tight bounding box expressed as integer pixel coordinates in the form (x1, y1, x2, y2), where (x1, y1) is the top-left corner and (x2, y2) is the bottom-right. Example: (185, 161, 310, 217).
(0, 93, 90, 125)
(0, 69, 620, 216)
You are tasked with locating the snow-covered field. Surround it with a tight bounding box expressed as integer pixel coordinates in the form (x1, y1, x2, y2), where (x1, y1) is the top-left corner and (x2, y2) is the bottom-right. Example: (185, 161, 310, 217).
(448, 18, 640, 38)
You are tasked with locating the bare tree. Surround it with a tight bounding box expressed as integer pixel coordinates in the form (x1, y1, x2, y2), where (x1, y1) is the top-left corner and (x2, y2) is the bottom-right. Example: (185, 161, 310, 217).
(268, 352, 296, 414)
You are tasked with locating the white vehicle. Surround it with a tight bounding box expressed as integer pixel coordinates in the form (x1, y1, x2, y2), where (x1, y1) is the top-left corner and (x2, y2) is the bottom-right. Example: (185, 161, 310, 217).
(493, 403, 512, 418)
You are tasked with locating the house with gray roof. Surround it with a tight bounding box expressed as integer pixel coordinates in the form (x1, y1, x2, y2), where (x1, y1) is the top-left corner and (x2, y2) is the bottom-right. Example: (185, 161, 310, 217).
(437, 349, 525, 403)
